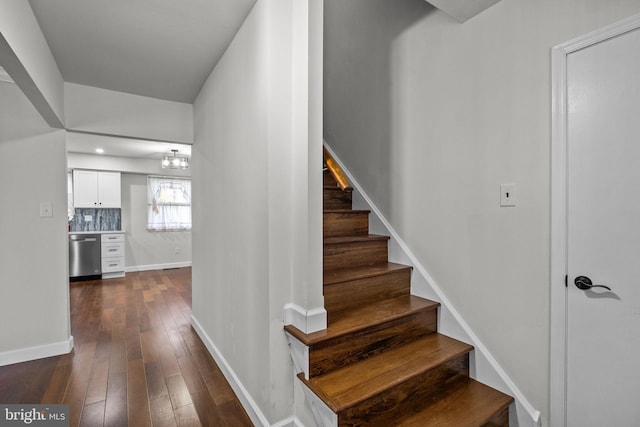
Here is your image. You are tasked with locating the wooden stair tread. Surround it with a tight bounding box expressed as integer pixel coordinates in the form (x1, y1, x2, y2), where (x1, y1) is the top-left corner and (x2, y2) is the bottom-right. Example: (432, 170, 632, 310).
(394, 376, 514, 427)
(324, 262, 412, 286)
(298, 333, 473, 411)
(284, 295, 439, 345)
(324, 234, 390, 244)
(323, 209, 370, 214)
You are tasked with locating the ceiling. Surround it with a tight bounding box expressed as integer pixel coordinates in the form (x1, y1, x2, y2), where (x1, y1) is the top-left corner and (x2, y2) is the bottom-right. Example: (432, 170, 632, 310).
(27, 0, 255, 159)
(28, 0, 257, 104)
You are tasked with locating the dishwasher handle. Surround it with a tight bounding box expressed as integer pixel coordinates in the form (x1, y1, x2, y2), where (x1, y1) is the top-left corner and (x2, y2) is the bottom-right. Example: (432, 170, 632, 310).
(70, 237, 98, 243)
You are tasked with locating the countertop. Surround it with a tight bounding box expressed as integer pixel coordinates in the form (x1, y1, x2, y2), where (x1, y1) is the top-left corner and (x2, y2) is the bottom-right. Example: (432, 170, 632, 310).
(69, 230, 125, 235)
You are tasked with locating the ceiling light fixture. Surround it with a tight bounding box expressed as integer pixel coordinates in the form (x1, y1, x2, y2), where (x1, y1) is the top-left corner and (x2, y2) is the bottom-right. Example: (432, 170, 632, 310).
(96, 148, 104, 154)
(162, 149, 189, 169)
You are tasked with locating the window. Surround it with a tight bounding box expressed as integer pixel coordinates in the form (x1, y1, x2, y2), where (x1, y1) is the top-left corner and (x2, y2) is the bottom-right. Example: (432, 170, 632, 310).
(147, 176, 192, 231)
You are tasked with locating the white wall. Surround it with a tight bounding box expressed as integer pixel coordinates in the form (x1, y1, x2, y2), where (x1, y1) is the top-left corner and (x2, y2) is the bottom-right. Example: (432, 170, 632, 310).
(323, 0, 640, 424)
(120, 173, 192, 270)
(0, 81, 70, 364)
(64, 82, 193, 143)
(192, 0, 322, 424)
(193, 0, 271, 420)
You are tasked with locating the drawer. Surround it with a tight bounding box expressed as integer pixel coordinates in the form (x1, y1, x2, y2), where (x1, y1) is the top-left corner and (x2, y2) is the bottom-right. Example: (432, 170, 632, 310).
(102, 233, 124, 243)
(102, 242, 124, 257)
(102, 256, 125, 273)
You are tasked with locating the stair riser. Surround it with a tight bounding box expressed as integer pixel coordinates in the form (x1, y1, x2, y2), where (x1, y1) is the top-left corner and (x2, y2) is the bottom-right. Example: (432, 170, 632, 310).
(486, 406, 510, 427)
(308, 309, 437, 377)
(324, 189, 352, 210)
(324, 269, 411, 315)
(324, 172, 338, 186)
(323, 211, 369, 238)
(338, 357, 470, 426)
(323, 240, 388, 271)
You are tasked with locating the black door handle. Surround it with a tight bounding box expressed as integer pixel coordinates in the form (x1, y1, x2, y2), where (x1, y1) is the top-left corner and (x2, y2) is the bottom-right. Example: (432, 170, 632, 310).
(574, 276, 612, 291)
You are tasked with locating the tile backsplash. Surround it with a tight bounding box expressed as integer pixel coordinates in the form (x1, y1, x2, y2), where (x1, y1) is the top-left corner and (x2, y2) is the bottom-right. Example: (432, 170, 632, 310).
(70, 208, 121, 232)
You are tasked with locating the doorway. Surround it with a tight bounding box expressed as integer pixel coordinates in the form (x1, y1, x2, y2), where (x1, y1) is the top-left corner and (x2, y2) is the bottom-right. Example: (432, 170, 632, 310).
(551, 13, 640, 426)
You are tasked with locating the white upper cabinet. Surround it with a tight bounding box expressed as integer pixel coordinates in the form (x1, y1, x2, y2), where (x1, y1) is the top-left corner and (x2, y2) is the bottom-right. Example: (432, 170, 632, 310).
(73, 170, 121, 208)
(72, 170, 98, 207)
(97, 171, 121, 208)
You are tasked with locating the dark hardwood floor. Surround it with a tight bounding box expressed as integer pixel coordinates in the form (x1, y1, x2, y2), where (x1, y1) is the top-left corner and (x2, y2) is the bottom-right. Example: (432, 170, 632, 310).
(0, 268, 253, 427)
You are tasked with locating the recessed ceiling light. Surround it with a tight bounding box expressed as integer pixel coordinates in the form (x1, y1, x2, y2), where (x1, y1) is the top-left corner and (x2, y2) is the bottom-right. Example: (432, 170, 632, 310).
(96, 148, 104, 154)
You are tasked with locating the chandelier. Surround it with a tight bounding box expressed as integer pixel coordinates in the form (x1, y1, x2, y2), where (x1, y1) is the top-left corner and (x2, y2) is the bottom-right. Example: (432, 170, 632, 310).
(162, 149, 189, 169)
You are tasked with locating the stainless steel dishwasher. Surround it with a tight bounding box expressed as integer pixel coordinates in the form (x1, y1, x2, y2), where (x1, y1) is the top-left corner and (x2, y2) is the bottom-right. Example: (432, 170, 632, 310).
(69, 234, 101, 279)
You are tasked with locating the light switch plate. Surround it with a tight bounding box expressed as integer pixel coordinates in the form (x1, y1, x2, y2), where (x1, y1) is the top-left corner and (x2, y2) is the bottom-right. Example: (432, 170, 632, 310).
(500, 183, 516, 207)
(39, 201, 53, 217)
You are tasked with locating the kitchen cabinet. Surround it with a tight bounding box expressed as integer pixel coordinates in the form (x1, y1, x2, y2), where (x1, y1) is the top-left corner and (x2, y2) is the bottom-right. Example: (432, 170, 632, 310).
(101, 233, 125, 279)
(73, 170, 121, 208)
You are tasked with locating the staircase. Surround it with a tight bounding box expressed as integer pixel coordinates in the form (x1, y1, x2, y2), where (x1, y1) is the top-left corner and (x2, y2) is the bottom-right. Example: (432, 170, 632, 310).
(284, 153, 513, 426)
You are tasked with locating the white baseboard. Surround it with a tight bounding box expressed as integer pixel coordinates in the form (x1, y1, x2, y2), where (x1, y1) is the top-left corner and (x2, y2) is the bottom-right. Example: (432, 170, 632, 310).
(102, 271, 125, 279)
(125, 261, 192, 273)
(284, 303, 327, 334)
(323, 143, 541, 427)
(0, 335, 74, 367)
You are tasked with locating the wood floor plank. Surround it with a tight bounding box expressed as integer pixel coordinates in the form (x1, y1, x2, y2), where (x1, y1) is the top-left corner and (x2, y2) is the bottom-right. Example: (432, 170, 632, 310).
(40, 356, 72, 404)
(190, 349, 218, 377)
(168, 329, 191, 360)
(167, 373, 193, 409)
(20, 357, 59, 403)
(84, 358, 110, 405)
(140, 330, 160, 363)
(178, 358, 208, 396)
(216, 400, 253, 427)
(145, 360, 169, 399)
(104, 371, 128, 427)
(100, 307, 115, 332)
(126, 326, 143, 361)
(190, 391, 222, 426)
(150, 395, 179, 427)
(204, 369, 238, 406)
(157, 333, 182, 378)
(127, 358, 152, 427)
(79, 400, 105, 427)
(63, 343, 97, 426)
(174, 403, 201, 427)
(181, 329, 207, 355)
(108, 338, 127, 377)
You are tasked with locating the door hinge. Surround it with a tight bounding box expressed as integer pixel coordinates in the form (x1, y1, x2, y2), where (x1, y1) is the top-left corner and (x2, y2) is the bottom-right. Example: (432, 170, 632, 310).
(565, 275, 568, 287)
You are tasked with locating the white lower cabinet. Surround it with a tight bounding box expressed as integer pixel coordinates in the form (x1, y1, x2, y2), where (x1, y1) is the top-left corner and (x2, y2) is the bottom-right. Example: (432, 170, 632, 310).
(101, 233, 125, 278)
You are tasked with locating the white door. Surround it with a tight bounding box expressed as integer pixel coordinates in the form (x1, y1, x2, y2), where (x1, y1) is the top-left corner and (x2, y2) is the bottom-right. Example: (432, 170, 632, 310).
(566, 26, 640, 426)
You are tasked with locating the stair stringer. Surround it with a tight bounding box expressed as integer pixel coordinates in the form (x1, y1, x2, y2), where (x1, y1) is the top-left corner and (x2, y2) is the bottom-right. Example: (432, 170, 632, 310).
(285, 334, 338, 427)
(323, 142, 542, 427)
(285, 333, 310, 379)
(300, 380, 338, 427)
